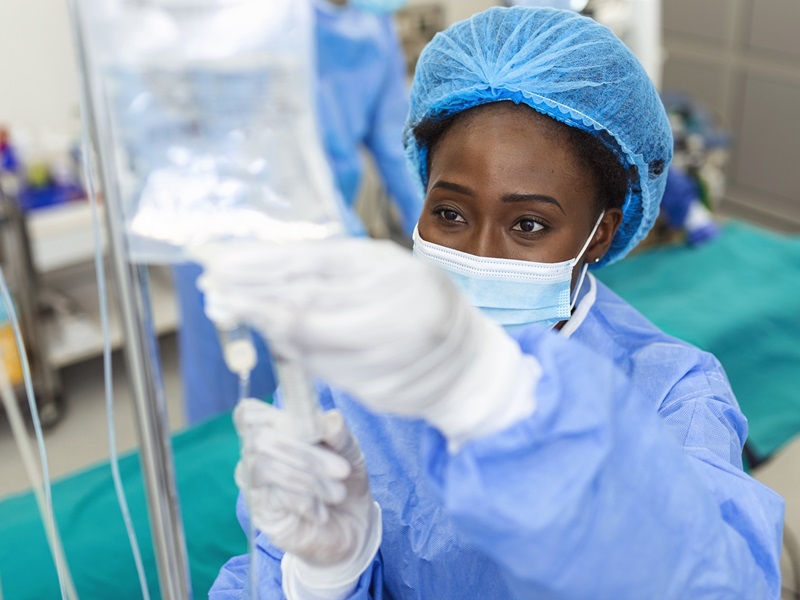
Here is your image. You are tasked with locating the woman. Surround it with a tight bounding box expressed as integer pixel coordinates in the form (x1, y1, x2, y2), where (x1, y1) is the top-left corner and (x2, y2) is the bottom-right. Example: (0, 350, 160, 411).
(204, 7, 783, 599)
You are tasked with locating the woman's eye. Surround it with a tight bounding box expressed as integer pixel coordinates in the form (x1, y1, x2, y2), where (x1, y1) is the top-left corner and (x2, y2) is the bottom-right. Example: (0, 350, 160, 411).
(513, 219, 544, 233)
(437, 209, 465, 222)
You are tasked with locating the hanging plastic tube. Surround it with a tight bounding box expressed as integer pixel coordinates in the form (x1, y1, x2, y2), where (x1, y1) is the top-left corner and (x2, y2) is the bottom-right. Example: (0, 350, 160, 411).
(0, 268, 77, 600)
(68, 3, 193, 598)
(70, 12, 148, 598)
(84, 115, 152, 600)
(70, 0, 345, 596)
(66, 0, 152, 591)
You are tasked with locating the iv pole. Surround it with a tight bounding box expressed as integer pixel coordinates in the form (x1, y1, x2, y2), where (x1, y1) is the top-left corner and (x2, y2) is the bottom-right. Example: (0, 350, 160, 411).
(66, 3, 192, 598)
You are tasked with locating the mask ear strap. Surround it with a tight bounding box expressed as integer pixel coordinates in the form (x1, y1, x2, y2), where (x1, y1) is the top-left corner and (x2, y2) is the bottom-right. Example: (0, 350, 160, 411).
(575, 210, 606, 264)
(570, 263, 589, 311)
(570, 211, 605, 311)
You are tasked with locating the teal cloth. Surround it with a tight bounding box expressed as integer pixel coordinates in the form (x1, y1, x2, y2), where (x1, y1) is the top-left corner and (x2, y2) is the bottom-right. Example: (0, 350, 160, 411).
(0, 414, 245, 599)
(597, 220, 800, 458)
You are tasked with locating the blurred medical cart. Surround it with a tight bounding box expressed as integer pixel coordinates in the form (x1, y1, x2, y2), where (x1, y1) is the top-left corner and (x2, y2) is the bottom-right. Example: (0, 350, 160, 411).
(0, 173, 64, 427)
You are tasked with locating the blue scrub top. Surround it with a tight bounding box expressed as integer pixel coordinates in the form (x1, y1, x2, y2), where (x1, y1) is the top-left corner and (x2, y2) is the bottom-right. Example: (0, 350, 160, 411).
(175, 4, 422, 426)
(210, 275, 784, 599)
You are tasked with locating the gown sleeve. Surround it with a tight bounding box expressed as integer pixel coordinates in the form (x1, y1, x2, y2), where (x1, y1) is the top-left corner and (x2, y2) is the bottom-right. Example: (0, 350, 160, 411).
(422, 328, 785, 599)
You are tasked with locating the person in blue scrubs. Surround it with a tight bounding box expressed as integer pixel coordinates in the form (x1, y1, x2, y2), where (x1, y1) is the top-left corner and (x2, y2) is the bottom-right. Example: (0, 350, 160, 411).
(175, 0, 421, 425)
(202, 7, 784, 599)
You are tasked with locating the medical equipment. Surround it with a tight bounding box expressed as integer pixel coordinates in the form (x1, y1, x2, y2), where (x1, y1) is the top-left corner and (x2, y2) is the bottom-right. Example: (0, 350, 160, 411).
(61, 0, 155, 595)
(84, 129, 152, 600)
(214, 320, 259, 596)
(0, 268, 77, 600)
(76, 0, 345, 264)
(69, 0, 346, 596)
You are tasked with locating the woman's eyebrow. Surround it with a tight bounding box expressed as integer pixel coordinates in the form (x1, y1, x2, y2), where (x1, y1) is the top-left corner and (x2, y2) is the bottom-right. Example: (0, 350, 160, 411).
(501, 193, 565, 214)
(429, 181, 475, 196)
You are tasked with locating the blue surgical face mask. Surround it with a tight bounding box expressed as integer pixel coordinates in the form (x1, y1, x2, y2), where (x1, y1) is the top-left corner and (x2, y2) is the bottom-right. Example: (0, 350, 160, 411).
(412, 213, 604, 331)
(349, 0, 408, 14)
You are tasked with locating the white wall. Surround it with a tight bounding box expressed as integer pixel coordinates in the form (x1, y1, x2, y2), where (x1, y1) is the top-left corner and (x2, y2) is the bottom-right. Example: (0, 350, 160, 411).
(416, 0, 499, 25)
(0, 0, 81, 142)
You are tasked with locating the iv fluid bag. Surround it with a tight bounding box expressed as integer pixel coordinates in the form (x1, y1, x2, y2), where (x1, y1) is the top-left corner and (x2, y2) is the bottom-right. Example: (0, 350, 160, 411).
(77, 0, 346, 263)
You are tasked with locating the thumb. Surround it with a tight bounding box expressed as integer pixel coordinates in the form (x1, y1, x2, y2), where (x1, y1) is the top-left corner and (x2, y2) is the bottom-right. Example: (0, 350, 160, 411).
(320, 410, 363, 466)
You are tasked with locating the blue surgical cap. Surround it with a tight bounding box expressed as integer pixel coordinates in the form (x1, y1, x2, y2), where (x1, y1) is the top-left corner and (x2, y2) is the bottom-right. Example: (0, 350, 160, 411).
(405, 7, 673, 266)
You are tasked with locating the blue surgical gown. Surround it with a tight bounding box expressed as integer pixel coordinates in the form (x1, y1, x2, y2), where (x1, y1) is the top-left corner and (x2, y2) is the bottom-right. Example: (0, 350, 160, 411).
(175, 4, 422, 426)
(210, 275, 784, 599)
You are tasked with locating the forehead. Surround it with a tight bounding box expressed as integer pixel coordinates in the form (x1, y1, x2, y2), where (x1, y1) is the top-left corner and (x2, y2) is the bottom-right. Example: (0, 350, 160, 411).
(446, 102, 563, 141)
(429, 102, 591, 200)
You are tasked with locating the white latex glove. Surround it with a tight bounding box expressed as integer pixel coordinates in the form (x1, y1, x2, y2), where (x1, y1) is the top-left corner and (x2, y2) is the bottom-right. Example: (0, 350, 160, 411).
(235, 399, 381, 599)
(199, 238, 540, 450)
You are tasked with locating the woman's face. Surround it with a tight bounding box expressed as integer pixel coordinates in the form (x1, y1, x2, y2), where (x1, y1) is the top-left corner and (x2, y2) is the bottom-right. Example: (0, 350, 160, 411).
(417, 103, 622, 283)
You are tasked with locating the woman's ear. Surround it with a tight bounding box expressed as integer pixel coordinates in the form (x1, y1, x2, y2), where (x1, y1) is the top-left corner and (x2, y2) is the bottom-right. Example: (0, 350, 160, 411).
(586, 208, 623, 263)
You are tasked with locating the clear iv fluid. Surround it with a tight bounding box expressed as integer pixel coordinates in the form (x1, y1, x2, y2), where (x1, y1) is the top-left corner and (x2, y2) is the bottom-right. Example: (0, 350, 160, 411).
(106, 55, 344, 262)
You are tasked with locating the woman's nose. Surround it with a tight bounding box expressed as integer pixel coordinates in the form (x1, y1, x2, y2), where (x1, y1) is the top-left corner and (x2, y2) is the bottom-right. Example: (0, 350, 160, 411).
(465, 222, 497, 258)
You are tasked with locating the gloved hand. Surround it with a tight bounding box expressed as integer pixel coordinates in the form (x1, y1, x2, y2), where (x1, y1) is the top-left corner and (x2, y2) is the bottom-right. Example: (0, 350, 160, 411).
(198, 238, 540, 450)
(234, 398, 381, 599)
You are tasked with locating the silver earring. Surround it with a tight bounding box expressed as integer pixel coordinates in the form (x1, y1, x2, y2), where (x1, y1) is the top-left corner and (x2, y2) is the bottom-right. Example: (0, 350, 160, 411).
(594, 257, 601, 263)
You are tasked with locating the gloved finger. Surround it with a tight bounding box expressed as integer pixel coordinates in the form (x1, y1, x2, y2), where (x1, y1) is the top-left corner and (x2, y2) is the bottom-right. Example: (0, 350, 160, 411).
(204, 293, 301, 338)
(260, 511, 307, 550)
(240, 440, 348, 487)
(256, 493, 329, 548)
(293, 304, 406, 353)
(200, 238, 391, 283)
(200, 241, 414, 313)
(234, 402, 349, 474)
(190, 240, 293, 277)
(246, 429, 352, 479)
(237, 465, 335, 522)
(267, 486, 331, 524)
(202, 246, 415, 312)
(233, 398, 283, 435)
(250, 499, 305, 547)
(241, 454, 348, 504)
(252, 484, 330, 525)
(234, 405, 352, 492)
(319, 410, 365, 471)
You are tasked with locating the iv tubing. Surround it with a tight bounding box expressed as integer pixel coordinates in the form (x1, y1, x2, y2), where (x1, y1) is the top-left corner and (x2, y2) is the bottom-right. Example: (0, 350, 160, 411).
(66, 0, 150, 592)
(66, 2, 192, 597)
(274, 358, 322, 443)
(239, 373, 258, 600)
(84, 138, 151, 599)
(218, 324, 258, 599)
(0, 269, 76, 600)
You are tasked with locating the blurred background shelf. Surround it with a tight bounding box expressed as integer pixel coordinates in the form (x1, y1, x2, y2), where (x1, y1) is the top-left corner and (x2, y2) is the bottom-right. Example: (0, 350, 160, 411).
(1, 196, 179, 427)
(26, 200, 105, 273)
(42, 262, 177, 369)
(26, 200, 178, 369)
